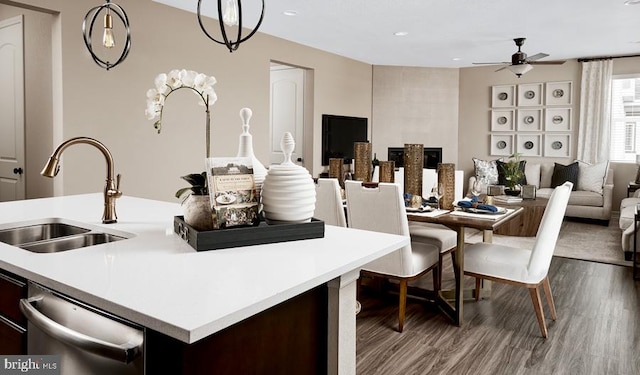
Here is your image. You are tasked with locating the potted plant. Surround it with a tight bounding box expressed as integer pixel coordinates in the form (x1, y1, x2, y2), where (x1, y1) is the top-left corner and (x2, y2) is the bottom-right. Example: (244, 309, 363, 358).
(501, 153, 525, 196)
(176, 172, 214, 231)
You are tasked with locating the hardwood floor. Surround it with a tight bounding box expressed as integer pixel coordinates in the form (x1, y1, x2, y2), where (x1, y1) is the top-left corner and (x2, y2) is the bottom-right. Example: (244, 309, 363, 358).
(356, 257, 640, 375)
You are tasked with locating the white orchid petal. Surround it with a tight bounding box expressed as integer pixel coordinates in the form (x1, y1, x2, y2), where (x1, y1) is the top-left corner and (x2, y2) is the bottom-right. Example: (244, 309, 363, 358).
(154, 73, 167, 90)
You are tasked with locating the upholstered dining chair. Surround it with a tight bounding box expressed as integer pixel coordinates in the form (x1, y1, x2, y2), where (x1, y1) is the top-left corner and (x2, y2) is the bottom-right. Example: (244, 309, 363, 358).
(314, 178, 347, 227)
(464, 181, 572, 338)
(344, 180, 440, 332)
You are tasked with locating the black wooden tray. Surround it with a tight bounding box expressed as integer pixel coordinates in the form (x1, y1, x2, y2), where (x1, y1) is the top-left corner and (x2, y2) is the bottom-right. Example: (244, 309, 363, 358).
(173, 216, 325, 251)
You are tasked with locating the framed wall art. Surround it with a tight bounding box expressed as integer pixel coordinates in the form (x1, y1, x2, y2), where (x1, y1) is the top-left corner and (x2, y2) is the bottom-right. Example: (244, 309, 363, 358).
(490, 134, 514, 156)
(516, 108, 542, 131)
(517, 83, 543, 106)
(491, 109, 515, 131)
(545, 81, 572, 106)
(516, 134, 542, 157)
(544, 134, 571, 157)
(545, 108, 572, 131)
(491, 85, 516, 107)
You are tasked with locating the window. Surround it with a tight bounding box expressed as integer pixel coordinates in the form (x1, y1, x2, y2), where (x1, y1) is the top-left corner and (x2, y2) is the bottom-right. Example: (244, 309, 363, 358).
(610, 76, 640, 161)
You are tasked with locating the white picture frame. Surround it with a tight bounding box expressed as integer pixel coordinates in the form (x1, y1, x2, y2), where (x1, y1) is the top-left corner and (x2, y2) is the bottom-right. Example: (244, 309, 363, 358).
(491, 109, 515, 131)
(545, 81, 572, 106)
(490, 134, 514, 156)
(544, 134, 571, 157)
(517, 83, 543, 106)
(545, 108, 572, 131)
(516, 134, 542, 156)
(517, 109, 542, 131)
(491, 85, 516, 108)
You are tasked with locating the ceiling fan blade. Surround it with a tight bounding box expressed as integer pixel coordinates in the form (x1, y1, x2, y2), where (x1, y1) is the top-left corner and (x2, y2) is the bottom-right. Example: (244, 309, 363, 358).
(472, 62, 509, 65)
(529, 60, 566, 65)
(527, 53, 550, 61)
(495, 66, 507, 72)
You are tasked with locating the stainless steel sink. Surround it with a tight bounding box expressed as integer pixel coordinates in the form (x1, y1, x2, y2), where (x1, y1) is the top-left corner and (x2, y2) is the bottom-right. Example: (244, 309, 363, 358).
(20, 233, 126, 253)
(0, 223, 91, 245)
(0, 218, 131, 253)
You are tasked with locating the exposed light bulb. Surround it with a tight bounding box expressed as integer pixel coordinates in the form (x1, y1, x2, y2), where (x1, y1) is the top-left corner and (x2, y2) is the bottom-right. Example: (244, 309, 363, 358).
(222, 0, 239, 27)
(103, 11, 115, 48)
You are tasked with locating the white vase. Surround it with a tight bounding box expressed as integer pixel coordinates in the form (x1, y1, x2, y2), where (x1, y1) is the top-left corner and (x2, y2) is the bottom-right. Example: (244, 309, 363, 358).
(182, 194, 214, 231)
(261, 132, 316, 224)
(236, 108, 267, 199)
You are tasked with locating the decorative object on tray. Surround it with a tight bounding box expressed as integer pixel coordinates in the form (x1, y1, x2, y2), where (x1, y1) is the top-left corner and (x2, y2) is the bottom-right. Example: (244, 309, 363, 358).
(175, 172, 214, 231)
(522, 184, 537, 200)
(329, 157, 345, 188)
(437, 163, 456, 210)
(206, 157, 260, 229)
(455, 196, 503, 214)
(146, 69, 217, 158)
(403, 144, 424, 197)
(379, 160, 395, 183)
(261, 132, 316, 224)
(353, 142, 372, 182)
(236, 107, 267, 199)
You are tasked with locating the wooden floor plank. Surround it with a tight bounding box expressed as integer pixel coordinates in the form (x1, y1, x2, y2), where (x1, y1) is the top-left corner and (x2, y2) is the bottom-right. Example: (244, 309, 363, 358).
(356, 257, 640, 375)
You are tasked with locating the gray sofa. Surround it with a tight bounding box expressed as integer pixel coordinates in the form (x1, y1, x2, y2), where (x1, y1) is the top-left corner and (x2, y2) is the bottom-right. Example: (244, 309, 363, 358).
(470, 162, 614, 223)
(619, 191, 639, 260)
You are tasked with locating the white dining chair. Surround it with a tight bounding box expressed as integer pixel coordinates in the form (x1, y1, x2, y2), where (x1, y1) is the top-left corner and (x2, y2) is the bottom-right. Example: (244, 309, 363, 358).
(314, 178, 346, 227)
(344, 180, 440, 332)
(407, 222, 457, 290)
(463, 181, 572, 338)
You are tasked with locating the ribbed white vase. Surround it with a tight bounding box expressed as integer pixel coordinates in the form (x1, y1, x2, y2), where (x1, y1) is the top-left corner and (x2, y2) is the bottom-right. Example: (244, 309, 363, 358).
(262, 132, 316, 224)
(236, 108, 267, 199)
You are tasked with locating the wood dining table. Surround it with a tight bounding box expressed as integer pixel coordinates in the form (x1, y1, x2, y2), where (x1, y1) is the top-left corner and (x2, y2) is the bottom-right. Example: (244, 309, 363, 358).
(407, 206, 524, 326)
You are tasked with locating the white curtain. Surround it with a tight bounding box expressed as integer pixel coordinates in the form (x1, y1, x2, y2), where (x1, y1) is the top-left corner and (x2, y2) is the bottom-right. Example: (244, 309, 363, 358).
(577, 60, 613, 164)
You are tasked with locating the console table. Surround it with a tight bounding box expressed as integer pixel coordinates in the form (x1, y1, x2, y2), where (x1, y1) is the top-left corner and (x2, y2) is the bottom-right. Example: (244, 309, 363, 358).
(493, 198, 548, 237)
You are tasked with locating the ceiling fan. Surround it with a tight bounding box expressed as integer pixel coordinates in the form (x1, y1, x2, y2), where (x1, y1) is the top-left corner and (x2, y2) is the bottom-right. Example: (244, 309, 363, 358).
(474, 38, 566, 77)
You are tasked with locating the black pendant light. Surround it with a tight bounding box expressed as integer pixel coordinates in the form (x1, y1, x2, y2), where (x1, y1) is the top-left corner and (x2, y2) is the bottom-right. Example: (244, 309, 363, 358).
(82, 0, 131, 70)
(197, 0, 265, 52)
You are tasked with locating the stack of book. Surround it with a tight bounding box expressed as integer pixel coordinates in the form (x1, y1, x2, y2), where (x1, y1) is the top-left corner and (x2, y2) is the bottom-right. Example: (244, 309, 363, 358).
(492, 195, 523, 204)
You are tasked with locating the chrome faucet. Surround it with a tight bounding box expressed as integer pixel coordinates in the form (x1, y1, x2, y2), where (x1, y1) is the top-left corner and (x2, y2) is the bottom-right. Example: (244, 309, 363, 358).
(41, 137, 122, 224)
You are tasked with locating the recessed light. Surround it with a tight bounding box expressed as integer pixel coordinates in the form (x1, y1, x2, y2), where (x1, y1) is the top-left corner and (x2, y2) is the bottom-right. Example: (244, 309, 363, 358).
(283, 10, 298, 16)
(394, 31, 408, 37)
(452, 57, 462, 61)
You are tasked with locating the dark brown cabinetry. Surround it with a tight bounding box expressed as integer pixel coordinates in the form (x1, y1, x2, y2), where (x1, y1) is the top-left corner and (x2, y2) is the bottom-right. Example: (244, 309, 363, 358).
(0, 269, 27, 354)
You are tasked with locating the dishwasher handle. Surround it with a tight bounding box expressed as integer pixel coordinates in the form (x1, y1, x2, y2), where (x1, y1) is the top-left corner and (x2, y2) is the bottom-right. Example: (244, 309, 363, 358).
(20, 297, 142, 364)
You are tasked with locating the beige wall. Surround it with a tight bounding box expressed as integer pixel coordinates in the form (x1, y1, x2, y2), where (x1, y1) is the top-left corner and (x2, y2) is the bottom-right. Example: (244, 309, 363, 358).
(372, 66, 460, 164)
(4, 0, 372, 202)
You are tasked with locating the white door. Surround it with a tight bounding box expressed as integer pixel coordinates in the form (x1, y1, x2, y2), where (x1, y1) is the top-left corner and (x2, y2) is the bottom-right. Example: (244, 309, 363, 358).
(0, 16, 25, 202)
(270, 66, 304, 165)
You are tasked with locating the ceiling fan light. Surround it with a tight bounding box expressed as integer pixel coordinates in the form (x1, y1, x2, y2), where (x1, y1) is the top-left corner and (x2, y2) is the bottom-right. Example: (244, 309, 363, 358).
(507, 64, 533, 77)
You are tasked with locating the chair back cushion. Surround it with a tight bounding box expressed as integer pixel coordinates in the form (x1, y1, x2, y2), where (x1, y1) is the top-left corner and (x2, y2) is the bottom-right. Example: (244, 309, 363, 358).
(314, 178, 346, 227)
(345, 180, 413, 275)
(527, 182, 572, 279)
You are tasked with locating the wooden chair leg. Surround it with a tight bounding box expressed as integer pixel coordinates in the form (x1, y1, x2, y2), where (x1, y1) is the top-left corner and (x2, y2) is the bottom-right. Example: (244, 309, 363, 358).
(529, 286, 548, 338)
(432, 263, 441, 292)
(450, 251, 458, 280)
(542, 277, 557, 321)
(474, 278, 482, 301)
(398, 279, 408, 333)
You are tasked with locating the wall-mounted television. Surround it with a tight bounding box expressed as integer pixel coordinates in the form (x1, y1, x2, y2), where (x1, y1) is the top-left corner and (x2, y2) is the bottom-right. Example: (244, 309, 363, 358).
(321, 114, 368, 165)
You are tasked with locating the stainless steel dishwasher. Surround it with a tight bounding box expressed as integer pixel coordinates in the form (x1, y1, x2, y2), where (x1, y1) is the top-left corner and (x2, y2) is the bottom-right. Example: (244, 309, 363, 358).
(20, 282, 144, 375)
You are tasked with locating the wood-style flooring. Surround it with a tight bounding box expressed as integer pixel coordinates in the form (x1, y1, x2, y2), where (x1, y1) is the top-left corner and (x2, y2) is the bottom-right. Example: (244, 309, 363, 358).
(356, 257, 640, 375)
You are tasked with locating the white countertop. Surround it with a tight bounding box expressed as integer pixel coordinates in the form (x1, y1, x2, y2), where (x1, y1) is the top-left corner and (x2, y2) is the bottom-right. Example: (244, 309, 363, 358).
(0, 194, 408, 343)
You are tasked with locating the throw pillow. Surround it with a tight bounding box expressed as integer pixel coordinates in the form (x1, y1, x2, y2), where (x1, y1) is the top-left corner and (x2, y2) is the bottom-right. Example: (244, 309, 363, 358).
(551, 162, 579, 190)
(525, 163, 541, 188)
(472, 157, 502, 185)
(496, 160, 527, 187)
(576, 160, 608, 195)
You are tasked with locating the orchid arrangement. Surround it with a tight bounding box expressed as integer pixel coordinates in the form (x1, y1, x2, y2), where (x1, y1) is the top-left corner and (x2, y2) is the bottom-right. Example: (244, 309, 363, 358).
(145, 69, 218, 157)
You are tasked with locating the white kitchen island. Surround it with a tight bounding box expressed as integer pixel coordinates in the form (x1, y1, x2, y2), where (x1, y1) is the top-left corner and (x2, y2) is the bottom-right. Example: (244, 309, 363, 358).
(0, 194, 408, 374)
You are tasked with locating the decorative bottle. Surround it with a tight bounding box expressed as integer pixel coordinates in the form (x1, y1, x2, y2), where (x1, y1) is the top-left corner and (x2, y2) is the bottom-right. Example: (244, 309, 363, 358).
(236, 108, 267, 199)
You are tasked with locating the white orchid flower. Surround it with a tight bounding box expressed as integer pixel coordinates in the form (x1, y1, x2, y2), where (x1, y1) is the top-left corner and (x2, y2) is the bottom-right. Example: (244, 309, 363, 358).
(193, 73, 209, 91)
(180, 69, 197, 88)
(167, 69, 182, 89)
(154, 73, 169, 94)
(202, 88, 217, 106)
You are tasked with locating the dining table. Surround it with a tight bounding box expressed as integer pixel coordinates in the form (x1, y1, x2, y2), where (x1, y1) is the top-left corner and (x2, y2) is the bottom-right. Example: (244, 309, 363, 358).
(406, 206, 524, 326)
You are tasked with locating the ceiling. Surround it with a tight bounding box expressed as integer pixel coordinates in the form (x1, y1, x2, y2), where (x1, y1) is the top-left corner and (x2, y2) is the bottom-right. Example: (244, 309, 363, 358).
(154, 0, 640, 68)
